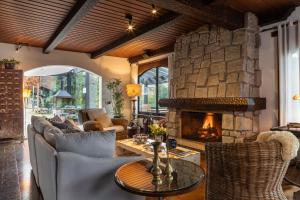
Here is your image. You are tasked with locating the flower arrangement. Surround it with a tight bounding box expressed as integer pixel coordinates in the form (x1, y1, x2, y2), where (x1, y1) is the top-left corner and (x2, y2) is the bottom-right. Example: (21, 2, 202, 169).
(149, 123, 167, 136)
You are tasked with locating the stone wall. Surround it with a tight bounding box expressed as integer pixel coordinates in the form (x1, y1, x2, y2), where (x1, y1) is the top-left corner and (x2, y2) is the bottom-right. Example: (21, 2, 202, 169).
(167, 13, 261, 143)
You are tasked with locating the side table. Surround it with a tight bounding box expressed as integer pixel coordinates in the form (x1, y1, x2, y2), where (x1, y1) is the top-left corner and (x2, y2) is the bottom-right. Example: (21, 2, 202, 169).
(115, 158, 205, 200)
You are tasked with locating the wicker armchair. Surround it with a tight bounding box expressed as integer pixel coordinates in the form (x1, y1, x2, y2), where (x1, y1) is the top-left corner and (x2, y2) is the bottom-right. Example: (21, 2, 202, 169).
(206, 141, 291, 200)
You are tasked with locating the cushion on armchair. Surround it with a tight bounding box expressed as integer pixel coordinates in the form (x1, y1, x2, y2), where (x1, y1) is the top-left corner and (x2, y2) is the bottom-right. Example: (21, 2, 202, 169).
(103, 125, 124, 132)
(55, 130, 116, 158)
(83, 121, 104, 131)
(86, 108, 106, 121)
(95, 113, 113, 128)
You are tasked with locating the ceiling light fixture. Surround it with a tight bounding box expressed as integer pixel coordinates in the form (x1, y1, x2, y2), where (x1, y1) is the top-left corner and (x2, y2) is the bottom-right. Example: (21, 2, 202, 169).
(151, 4, 157, 15)
(125, 14, 134, 32)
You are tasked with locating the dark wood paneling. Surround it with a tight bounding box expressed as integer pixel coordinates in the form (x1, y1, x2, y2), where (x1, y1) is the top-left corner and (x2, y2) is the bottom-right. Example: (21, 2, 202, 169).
(91, 12, 181, 58)
(0, 0, 298, 58)
(139, 0, 244, 30)
(43, 0, 99, 53)
(0, 0, 76, 48)
(0, 70, 23, 140)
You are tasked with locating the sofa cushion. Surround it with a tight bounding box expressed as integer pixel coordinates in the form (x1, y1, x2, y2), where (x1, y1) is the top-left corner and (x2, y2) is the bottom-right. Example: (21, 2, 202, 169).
(44, 125, 64, 147)
(103, 125, 124, 133)
(95, 113, 113, 128)
(31, 116, 52, 135)
(61, 119, 82, 133)
(86, 108, 106, 121)
(47, 115, 63, 123)
(55, 130, 116, 158)
(48, 118, 81, 134)
(50, 121, 69, 130)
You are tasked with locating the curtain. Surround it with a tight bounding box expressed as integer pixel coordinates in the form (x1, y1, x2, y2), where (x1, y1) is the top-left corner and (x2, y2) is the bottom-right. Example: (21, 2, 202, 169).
(278, 20, 300, 125)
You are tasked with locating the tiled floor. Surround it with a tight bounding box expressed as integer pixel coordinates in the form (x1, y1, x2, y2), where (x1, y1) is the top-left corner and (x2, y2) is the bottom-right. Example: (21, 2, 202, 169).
(0, 140, 42, 200)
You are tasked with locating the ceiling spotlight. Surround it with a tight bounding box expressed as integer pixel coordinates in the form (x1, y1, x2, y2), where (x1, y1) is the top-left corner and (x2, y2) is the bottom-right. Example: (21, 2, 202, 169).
(151, 4, 157, 15)
(125, 14, 134, 32)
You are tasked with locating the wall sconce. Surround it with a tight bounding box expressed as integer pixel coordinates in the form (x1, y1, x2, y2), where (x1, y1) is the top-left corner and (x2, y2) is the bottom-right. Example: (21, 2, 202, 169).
(15, 43, 28, 53)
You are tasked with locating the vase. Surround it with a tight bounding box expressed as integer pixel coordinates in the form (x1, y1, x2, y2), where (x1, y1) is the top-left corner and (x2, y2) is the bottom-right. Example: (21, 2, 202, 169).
(151, 141, 163, 185)
(154, 135, 163, 142)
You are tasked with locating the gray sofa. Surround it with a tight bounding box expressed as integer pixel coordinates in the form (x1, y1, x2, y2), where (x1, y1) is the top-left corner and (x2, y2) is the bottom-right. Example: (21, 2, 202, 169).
(28, 116, 143, 200)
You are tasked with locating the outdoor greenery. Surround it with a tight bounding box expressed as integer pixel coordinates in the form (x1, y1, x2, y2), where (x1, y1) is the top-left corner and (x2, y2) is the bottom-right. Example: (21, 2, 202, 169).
(24, 69, 101, 110)
(106, 78, 124, 118)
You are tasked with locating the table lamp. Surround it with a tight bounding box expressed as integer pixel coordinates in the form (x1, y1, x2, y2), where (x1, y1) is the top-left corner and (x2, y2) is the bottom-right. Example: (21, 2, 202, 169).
(293, 94, 300, 100)
(126, 84, 141, 126)
(23, 88, 31, 99)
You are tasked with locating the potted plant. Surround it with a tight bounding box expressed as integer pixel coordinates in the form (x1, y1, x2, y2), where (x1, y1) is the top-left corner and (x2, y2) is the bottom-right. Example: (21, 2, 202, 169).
(106, 78, 124, 118)
(0, 58, 20, 69)
(149, 123, 167, 142)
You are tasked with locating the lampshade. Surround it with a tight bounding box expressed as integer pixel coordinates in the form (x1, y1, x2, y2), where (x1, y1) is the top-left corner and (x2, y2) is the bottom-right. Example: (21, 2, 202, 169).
(293, 94, 300, 100)
(23, 89, 31, 98)
(126, 84, 141, 97)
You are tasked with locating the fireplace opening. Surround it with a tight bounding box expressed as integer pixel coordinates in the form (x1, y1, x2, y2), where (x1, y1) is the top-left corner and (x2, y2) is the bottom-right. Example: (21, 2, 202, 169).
(181, 111, 222, 142)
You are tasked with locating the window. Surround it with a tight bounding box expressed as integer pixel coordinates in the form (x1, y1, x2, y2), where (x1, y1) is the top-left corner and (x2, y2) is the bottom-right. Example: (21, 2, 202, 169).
(138, 66, 169, 115)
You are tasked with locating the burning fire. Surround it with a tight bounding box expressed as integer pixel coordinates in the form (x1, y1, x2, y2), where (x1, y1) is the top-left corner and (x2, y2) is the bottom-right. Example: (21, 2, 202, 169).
(202, 113, 215, 129)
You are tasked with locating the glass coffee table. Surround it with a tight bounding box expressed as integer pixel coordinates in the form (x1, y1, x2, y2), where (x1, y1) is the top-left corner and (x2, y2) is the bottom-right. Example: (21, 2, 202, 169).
(115, 158, 205, 200)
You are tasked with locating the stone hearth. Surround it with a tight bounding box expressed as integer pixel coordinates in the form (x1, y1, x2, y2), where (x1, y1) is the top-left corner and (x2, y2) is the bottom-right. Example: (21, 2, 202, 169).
(163, 13, 264, 144)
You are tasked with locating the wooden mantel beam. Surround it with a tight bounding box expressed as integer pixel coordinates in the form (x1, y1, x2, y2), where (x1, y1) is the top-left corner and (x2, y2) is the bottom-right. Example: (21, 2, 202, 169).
(140, 0, 244, 30)
(91, 12, 181, 59)
(43, 0, 98, 54)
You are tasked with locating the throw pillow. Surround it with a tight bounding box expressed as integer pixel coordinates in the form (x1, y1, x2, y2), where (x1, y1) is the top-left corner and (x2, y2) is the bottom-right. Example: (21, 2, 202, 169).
(64, 118, 81, 131)
(95, 113, 113, 128)
(50, 115, 63, 123)
(55, 130, 116, 158)
(86, 108, 106, 121)
(31, 116, 52, 135)
(44, 125, 64, 147)
(49, 121, 69, 130)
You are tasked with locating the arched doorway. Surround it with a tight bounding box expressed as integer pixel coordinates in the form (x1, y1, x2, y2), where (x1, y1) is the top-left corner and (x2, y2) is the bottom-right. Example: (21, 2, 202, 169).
(23, 65, 102, 137)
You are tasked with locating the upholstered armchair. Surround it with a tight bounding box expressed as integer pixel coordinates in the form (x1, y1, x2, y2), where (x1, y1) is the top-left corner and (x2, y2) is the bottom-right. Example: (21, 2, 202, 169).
(205, 131, 299, 200)
(78, 108, 128, 140)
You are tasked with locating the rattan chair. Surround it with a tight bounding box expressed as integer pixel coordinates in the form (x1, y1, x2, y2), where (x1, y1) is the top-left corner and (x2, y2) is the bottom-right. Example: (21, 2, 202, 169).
(206, 141, 291, 200)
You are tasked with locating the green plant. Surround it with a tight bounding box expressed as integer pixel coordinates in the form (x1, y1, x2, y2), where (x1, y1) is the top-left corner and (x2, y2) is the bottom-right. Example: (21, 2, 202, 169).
(149, 124, 167, 136)
(0, 58, 20, 65)
(106, 78, 124, 118)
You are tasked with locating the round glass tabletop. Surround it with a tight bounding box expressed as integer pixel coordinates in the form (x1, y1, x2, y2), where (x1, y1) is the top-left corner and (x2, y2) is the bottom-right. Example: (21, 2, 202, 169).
(115, 158, 205, 197)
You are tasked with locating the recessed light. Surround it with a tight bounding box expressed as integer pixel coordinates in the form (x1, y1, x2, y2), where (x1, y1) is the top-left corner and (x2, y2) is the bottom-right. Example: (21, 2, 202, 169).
(151, 4, 157, 15)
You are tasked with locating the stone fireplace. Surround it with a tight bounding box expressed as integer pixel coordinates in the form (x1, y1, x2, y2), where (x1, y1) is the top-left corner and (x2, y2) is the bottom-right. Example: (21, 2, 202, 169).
(160, 13, 266, 146)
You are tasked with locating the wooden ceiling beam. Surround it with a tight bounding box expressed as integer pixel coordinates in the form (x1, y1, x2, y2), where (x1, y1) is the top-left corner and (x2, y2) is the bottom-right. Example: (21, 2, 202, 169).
(91, 12, 181, 59)
(140, 0, 244, 30)
(43, 0, 98, 53)
(128, 44, 174, 64)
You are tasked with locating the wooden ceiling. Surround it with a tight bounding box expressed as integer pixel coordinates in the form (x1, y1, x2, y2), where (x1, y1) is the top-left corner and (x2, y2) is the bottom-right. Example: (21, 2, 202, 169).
(0, 0, 298, 61)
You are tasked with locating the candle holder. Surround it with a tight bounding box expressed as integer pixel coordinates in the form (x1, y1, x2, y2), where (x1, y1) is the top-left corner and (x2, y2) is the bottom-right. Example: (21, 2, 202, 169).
(165, 136, 173, 182)
(151, 141, 163, 185)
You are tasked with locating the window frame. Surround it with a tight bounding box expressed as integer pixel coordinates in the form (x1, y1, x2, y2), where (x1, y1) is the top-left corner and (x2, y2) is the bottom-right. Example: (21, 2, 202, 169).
(138, 66, 168, 116)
